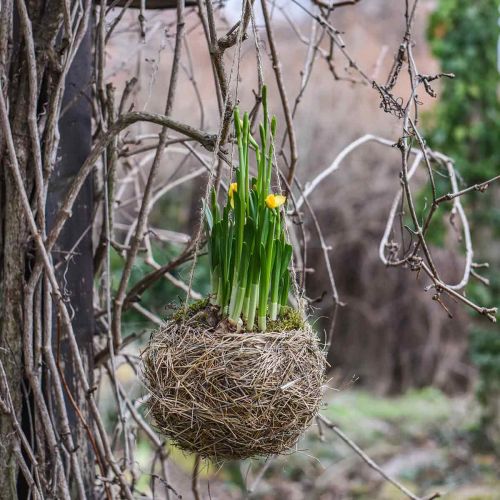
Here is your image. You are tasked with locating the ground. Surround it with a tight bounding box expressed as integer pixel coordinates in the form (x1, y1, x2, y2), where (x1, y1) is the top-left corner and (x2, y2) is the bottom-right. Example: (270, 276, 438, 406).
(164, 388, 500, 499)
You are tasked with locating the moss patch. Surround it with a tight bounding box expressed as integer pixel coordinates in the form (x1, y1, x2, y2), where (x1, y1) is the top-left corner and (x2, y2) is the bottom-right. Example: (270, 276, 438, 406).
(266, 306, 306, 332)
(172, 300, 305, 332)
(172, 298, 211, 322)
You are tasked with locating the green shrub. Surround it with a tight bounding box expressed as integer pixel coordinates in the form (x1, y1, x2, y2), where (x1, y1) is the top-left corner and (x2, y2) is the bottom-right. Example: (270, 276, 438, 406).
(426, 0, 500, 449)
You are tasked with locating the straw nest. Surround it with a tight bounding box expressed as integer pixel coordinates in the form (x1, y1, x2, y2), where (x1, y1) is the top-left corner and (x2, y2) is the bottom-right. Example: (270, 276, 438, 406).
(141, 303, 326, 460)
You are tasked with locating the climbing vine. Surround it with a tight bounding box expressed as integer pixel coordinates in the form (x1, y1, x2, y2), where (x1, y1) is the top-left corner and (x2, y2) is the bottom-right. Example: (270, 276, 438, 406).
(427, 0, 500, 448)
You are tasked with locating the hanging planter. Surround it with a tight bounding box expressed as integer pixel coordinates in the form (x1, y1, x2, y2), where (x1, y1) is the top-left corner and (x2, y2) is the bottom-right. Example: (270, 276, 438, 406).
(142, 87, 326, 460)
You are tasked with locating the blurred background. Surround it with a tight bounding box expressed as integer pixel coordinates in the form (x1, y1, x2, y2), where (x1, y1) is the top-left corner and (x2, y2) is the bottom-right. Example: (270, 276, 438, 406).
(102, 1, 500, 498)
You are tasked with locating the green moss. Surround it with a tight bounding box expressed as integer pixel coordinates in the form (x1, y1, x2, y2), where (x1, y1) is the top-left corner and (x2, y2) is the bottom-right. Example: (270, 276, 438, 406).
(172, 298, 211, 322)
(172, 301, 305, 332)
(265, 306, 305, 332)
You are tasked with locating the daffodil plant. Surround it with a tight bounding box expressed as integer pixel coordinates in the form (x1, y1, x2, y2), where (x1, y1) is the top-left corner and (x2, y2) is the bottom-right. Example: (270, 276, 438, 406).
(204, 86, 292, 331)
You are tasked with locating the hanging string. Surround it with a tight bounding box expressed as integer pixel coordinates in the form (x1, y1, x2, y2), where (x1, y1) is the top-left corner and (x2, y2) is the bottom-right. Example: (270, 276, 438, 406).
(271, 131, 306, 318)
(184, 0, 249, 307)
(249, 3, 307, 319)
(250, 6, 264, 96)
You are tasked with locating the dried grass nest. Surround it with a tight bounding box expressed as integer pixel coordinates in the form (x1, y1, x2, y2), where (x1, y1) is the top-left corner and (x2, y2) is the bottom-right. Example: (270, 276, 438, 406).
(141, 301, 326, 460)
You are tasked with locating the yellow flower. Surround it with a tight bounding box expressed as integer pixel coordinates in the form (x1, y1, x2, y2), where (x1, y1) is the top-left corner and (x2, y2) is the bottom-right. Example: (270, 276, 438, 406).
(265, 193, 286, 209)
(228, 182, 237, 208)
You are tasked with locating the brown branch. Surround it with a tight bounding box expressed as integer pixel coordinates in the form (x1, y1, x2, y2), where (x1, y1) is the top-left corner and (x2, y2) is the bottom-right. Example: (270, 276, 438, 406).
(435, 174, 500, 204)
(192, 455, 202, 500)
(199, 0, 254, 145)
(123, 240, 198, 307)
(317, 414, 440, 500)
(0, 76, 135, 500)
(106, 0, 196, 8)
(420, 263, 497, 323)
(112, 0, 187, 349)
(44, 110, 215, 263)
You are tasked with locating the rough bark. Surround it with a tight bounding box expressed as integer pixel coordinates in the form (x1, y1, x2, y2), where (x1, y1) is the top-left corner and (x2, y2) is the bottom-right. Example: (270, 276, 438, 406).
(0, 2, 95, 496)
(0, 150, 28, 500)
(0, 27, 32, 500)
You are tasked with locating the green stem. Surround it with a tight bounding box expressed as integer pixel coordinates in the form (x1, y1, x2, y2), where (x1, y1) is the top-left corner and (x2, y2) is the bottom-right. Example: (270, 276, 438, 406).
(230, 286, 246, 322)
(211, 265, 219, 304)
(258, 314, 267, 332)
(269, 302, 279, 321)
(242, 293, 250, 321)
(228, 278, 238, 317)
(247, 283, 259, 330)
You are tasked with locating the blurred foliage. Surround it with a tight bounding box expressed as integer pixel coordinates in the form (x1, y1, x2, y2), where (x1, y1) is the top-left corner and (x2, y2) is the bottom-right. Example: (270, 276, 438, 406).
(427, 1, 500, 183)
(426, 0, 500, 449)
(109, 243, 211, 335)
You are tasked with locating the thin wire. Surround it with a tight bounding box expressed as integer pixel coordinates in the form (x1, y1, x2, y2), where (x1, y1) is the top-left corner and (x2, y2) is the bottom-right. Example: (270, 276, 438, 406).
(250, 5, 264, 92)
(273, 140, 306, 317)
(184, 0, 249, 305)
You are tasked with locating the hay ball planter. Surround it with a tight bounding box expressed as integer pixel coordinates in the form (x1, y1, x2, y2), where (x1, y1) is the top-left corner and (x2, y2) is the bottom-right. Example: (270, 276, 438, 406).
(142, 90, 326, 460)
(142, 305, 326, 460)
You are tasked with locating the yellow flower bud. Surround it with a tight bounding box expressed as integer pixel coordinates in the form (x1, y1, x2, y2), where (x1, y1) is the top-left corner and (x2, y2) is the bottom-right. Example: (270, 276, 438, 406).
(265, 193, 286, 209)
(228, 182, 238, 208)
(229, 182, 238, 197)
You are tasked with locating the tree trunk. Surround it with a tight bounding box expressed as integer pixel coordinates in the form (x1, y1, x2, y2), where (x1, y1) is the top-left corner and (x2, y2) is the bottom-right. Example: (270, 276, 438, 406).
(44, 22, 95, 498)
(0, 4, 95, 496)
(0, 11, 35, 497)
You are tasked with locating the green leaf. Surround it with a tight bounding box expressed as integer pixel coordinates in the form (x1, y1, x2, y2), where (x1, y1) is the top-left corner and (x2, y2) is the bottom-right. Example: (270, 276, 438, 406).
(281, 244, 293, 277)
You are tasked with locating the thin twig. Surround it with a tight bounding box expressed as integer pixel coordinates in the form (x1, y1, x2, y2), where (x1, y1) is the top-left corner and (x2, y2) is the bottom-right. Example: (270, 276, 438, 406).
(317, 414, 440, 500)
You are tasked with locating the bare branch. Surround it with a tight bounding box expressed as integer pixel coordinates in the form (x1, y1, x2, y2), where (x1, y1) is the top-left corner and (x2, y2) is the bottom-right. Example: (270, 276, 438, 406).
(317, 414, 441, 500)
